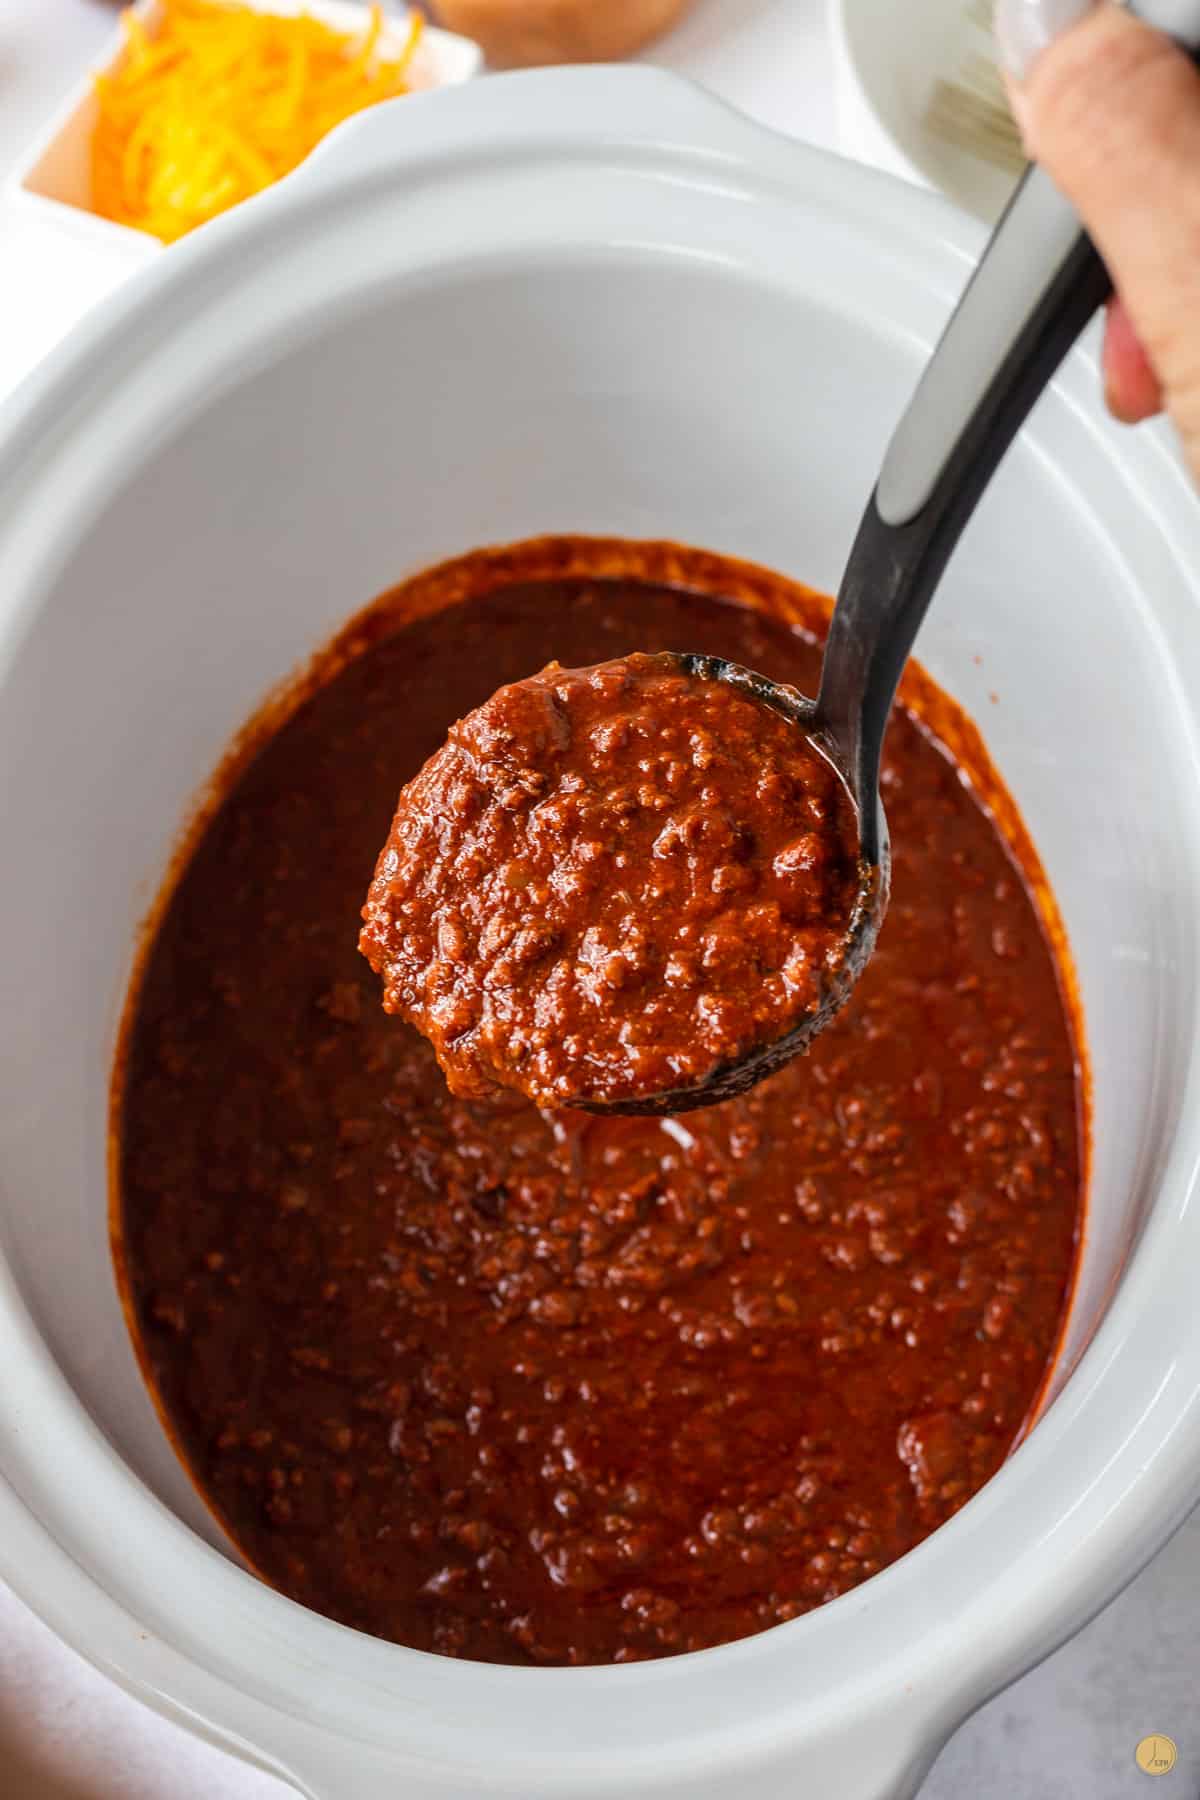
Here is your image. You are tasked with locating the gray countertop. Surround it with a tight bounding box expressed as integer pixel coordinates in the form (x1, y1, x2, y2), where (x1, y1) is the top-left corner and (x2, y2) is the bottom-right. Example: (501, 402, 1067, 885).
(925, 1509, 1200, 1797)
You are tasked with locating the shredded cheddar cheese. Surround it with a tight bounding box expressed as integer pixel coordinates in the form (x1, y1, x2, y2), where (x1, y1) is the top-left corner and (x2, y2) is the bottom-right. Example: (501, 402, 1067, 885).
(93, 1, 426, 243)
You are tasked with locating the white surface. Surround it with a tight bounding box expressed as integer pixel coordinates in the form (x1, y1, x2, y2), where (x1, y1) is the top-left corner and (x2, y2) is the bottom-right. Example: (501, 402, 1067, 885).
(0, 8, 1196, 1800)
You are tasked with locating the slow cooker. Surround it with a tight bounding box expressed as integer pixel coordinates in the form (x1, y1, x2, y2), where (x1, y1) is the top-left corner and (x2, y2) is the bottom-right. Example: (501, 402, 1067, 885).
(1, 66, 1200, 1800)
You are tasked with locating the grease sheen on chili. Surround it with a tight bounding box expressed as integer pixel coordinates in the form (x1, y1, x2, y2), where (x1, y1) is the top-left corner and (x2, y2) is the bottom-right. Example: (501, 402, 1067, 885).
(115, 541, 1084, 1667)
(360, 651, 863, 1108)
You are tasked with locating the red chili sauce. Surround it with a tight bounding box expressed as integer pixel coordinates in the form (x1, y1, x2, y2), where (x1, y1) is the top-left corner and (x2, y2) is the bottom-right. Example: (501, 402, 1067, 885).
(359, 651, 863, 1109)
(113, 539, 1084, 1667)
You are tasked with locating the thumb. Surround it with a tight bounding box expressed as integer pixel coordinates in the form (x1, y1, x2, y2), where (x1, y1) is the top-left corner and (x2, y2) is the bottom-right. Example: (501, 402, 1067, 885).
(996, 0, 1200, 459)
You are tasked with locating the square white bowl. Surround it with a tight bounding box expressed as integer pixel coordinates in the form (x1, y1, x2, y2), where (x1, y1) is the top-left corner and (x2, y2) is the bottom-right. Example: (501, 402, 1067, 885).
(7, 0, 482, 269)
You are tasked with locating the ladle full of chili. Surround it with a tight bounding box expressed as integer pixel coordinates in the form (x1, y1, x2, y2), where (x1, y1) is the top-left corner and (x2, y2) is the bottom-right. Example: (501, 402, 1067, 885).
(361, 159, 1125, 1115)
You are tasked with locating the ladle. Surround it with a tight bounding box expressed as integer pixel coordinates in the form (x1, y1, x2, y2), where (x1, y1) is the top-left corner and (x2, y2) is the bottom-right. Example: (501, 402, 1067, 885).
(599, 147, 1136, 1116)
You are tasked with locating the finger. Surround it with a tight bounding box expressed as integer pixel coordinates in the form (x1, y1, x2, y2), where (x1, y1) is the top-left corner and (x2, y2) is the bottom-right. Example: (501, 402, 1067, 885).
(1102, 296, 1164, 424)
(996, 2, 1200, 445)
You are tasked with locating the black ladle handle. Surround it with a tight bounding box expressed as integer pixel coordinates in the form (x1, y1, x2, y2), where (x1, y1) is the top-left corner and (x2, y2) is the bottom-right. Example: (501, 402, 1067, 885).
(816, 162, 1110, 865)
(816, 0, 1200, 867)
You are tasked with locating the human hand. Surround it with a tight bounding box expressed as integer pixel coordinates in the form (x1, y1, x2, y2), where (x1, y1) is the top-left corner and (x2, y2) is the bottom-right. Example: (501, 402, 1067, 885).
(995, 0, 1200, 477)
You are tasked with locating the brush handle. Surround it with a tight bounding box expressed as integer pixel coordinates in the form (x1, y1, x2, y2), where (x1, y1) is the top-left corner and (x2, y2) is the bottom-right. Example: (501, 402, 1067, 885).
(1136, 0, 1200, 38)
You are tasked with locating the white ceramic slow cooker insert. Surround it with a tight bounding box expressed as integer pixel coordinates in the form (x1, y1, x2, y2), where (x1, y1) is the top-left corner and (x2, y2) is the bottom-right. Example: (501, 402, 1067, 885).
(1, 67, 1200, 1800)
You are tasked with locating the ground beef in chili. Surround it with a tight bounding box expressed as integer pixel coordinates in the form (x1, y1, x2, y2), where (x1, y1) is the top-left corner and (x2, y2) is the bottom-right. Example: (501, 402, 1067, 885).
(114, 541, 1083, 1668)
(359, 651, 862, 1109)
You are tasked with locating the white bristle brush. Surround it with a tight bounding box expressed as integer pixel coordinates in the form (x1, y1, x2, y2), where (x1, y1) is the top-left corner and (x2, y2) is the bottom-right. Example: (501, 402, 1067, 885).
(923, 0, 1026, 173)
